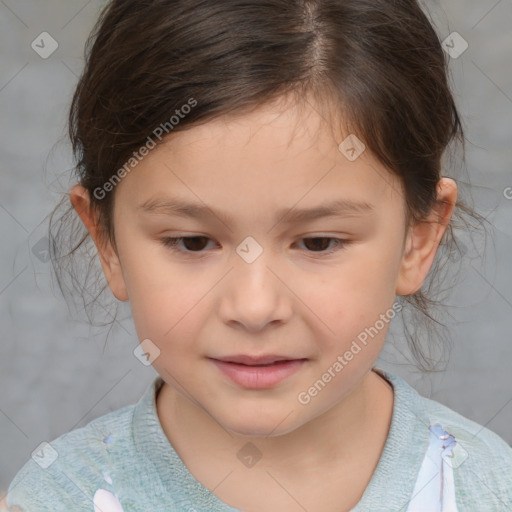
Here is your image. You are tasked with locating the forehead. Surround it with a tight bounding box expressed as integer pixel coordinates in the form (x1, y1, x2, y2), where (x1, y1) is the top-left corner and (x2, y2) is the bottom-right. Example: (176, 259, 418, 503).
(162, 97, 343, 161)
(114, 98, 405, 220)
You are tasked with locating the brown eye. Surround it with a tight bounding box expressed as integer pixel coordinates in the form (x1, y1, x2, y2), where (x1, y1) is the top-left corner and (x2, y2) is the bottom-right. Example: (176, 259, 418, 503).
(161, 236, 213, 252)
(299, 237, 348, 254)
(302, 237, 332, 252)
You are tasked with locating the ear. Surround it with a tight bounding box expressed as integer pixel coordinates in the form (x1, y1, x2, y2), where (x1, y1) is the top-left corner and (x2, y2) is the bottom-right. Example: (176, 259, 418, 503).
(396, 177, 457, 296)
(69, 184, 129, 302)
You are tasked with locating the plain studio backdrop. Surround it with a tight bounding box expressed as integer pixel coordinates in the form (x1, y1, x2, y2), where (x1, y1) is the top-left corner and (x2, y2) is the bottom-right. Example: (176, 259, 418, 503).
(1, 0, 511, 493)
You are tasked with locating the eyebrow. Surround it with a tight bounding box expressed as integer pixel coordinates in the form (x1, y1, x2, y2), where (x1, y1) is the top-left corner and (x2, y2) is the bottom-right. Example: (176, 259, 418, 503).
(137, 196, 374, 225)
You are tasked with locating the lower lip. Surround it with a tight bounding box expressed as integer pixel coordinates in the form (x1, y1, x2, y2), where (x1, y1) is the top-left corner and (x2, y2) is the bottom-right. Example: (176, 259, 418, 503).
(210, 359, 306, 389)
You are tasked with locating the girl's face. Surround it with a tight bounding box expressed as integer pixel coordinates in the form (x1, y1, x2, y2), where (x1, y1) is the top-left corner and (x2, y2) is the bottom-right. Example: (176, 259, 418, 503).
(77, 96, 452, 437)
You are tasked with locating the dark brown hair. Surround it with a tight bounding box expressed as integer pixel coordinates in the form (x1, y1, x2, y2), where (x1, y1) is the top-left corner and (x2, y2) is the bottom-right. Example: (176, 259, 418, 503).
(49, 0, 487, 371)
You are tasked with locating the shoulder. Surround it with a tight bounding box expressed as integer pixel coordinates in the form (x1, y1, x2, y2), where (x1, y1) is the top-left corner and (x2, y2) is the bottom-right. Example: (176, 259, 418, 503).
(3, 403, 136, 512)
(420, 393, 512, 509)
(415, 383, 512, 466)
(381, 369, 512, 509)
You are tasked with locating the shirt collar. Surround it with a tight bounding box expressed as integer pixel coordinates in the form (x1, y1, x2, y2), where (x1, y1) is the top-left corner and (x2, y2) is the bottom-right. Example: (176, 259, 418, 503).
(132, 367, 431, 511)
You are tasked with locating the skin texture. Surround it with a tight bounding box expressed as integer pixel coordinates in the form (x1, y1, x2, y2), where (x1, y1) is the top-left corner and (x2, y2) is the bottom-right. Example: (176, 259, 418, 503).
(70, 95, 457, 512)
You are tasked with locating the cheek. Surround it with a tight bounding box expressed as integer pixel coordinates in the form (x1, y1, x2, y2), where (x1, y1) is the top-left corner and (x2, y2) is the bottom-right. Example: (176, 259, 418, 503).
(321, 254, 397, 314)
(115, 234, 194, 325)
(130, 284, 206, 343)
(305, 252, 399, 355)
(120, 252, 208, 345)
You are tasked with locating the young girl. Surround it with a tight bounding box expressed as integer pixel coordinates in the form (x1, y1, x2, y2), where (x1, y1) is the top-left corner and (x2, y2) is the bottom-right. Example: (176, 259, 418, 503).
(3, 0, 511, 511)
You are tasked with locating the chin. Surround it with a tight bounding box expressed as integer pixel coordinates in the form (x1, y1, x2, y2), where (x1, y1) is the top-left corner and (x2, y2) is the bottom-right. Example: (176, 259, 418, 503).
(219, 410, 303, 438)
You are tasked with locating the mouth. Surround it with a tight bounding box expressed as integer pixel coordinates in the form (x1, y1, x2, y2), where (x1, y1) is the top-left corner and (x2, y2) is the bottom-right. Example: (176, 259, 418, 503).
(211, 354, 306, 366)
(208, 355, 308, 389)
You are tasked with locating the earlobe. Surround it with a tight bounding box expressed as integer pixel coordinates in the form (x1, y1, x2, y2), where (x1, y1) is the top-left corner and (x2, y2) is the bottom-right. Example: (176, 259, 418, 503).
(395, 178, 457, 296)
(69, 184, 129, 302)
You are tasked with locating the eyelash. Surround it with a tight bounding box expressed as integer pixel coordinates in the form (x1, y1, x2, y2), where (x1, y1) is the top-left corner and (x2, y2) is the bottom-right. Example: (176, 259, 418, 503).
(160, 236, 351, 257)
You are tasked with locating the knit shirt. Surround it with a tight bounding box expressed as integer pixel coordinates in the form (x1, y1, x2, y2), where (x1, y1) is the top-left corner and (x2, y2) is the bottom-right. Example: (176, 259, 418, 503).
(3, 368, 512, 511)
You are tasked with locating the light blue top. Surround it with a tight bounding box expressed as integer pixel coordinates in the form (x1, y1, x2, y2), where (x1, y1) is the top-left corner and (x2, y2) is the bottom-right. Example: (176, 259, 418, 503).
(3, 368, 512, 511)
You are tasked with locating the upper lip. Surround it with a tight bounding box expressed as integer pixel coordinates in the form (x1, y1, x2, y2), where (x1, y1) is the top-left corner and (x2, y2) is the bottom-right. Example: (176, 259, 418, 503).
(211, 355, 305, 366)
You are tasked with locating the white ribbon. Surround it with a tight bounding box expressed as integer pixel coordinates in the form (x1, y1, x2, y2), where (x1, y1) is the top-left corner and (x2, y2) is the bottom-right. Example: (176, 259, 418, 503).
(405, 424, 459, 512)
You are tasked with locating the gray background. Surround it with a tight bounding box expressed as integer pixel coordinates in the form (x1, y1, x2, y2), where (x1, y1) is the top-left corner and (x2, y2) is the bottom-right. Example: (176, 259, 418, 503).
(1, 0, 511, 495)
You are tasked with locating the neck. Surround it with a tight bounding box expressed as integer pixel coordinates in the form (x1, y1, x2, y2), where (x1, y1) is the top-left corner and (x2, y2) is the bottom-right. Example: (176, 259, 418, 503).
(156, 369, 394, 480)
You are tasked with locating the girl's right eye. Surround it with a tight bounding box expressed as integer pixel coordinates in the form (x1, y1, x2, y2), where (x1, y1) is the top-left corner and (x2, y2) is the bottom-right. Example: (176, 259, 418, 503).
(160, 236, 215, 253)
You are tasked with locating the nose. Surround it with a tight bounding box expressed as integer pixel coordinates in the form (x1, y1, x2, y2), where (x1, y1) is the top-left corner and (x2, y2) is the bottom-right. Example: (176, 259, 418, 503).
(218, 250, 293, 332)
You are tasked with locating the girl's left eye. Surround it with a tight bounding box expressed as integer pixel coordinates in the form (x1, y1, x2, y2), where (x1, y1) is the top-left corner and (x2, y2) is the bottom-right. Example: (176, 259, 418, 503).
(160, 236, 350, 256)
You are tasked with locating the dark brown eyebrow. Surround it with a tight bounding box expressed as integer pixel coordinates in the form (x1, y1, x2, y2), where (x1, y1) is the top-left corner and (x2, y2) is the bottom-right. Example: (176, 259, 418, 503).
(137, 196, 374, 226)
